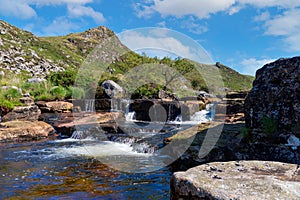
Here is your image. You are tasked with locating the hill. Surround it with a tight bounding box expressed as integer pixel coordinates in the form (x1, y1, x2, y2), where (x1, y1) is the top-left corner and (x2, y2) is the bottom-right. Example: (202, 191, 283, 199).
(0, 20, 254, 102)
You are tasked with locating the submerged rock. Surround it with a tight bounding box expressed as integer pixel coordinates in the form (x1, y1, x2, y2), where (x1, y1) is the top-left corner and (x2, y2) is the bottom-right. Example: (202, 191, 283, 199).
(171, 161, 300, 200)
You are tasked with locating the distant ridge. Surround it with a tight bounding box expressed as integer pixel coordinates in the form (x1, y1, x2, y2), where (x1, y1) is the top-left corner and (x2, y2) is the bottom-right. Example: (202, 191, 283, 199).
(0, 20, 253, 91)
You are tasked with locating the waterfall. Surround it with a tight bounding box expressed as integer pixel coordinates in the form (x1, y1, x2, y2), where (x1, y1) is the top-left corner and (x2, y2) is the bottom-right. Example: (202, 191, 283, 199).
(71, 130, 84, 139)
(85, 99, 95, 112)
(125, 111, 136, 121)
(174, 114, 182, 122)
(167, 104, 174, 122)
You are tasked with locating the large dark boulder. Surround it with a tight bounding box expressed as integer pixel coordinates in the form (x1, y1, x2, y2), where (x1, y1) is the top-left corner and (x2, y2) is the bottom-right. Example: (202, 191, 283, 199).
(245, 57, 300, 129)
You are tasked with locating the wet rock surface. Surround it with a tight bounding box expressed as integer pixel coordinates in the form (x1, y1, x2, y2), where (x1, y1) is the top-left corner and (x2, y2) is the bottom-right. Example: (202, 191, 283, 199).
(171, 160, 300, 200)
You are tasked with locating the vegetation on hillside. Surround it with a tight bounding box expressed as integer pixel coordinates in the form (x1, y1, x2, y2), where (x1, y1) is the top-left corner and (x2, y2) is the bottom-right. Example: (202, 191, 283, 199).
(0, 20, 254, 109)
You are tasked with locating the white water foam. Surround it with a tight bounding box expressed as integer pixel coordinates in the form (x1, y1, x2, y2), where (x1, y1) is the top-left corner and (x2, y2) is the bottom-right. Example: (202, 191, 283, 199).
(54, 141, 150, 158)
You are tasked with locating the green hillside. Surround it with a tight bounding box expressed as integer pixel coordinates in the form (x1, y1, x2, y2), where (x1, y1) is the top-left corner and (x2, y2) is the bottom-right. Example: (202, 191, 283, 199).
(0, 19, 254, 105)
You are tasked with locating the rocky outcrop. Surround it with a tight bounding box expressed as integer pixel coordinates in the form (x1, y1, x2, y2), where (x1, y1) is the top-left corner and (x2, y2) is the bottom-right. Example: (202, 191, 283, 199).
(168, 122, 300, 171)
(0, 120, 55, 142)
(0, 20, 64, 77)
(2, 105, 41, 122)
(171, 161, 300, 200)
(36, 101, 73, 113)
(215, 91, 248, 123)
(245, 57, 300, 129)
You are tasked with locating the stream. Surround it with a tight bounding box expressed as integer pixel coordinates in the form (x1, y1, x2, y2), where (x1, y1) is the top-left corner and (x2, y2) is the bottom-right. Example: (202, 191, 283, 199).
(0, 137, 172, 199)
(0, 103, 213, 199)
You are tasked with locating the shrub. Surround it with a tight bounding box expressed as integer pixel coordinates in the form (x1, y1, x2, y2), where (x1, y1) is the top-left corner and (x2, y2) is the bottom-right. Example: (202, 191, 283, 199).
(50, 86, 67, 100)
(3, 88, 22, 101)
(240, 126, 251, 142)
(35, 93, 55, 101)
(262, 116, 278, 136)
(67, 86, 85, 99)
(0, 98, 15, 110)
(47, 69, 77, 87)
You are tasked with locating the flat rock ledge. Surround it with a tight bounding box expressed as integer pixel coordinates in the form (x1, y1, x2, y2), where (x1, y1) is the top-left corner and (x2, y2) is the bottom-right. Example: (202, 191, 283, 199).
(171, 161, 300, 200)
(0, 121, 55, 142)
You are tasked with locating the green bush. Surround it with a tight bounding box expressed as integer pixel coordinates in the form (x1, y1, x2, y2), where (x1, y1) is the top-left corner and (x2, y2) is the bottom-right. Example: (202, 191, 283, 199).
(262, 116, 278, 136)
(240, 126, 251, 141)
(3, 88, 22, 101)
(47, 69, 77, 87)
(50, 86, 67, 100)
(35, 93, 55, 101)
(67, 86, 85, 99)
(0, 98, 15, 109)
(22, 82, 48, 97)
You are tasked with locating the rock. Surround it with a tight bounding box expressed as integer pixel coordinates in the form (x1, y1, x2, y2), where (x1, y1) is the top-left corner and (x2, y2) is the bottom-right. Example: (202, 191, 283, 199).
(45, 112, 124, 137)
(171, 161, 300, 200)
(168, 122, 300, 171)
(245, 56, 300, 129)
(36, 101, 73, 113)
(158, 90, 178, 100)
(27, 77, 46, 83)
(1, 86, 23, 95)
(2, 105, 41, 122)
(19, 97, 34, 106)
(287, 134, 300, 150)
(101, 80, 124, 98)
(0, 120, 55, 142)
(215, 91, 248, 122)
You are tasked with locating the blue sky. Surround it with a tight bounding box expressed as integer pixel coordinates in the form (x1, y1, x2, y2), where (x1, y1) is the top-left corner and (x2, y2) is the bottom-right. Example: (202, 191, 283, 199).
(1, 0, 300, 76)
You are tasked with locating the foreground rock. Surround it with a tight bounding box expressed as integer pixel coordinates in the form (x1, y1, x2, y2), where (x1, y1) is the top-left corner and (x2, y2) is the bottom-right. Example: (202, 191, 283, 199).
(2, 105, 41, 122)
(0, 121, 55, 142)
(245, 56, 300, 129)
(171, 161, 300, 200)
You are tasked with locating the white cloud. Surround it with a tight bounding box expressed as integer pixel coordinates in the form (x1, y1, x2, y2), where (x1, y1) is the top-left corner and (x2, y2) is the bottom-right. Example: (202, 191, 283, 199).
(136, 0, 235, 19)
(253, 11, 270, 22)
(134, 0, 300, 51)
(240, 58, 276, 75)
(0, 0, 105, 23)
(180, 17, 208, 34)
(43, 17, 79, 36)
(27, 0, 93, 6)
(118, 29, 213, 64)
(67, 5, 105, 24)
(236, 0, 300, 9)
(0, 0, 37, 19)
(135, 0, 300, 19)
(263, 9, 300, 51)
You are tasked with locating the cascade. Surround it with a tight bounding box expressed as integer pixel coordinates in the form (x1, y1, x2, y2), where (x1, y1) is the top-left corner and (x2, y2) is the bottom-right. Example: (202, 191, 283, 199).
(71, 130, 84, 139)
(125, 111, 136, 121)
(84, 99, 95, 112)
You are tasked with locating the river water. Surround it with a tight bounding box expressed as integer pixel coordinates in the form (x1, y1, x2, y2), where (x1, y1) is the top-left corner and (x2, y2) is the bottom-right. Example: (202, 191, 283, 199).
(0, 137, 172, 199)
(0, 107, 212, 199)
